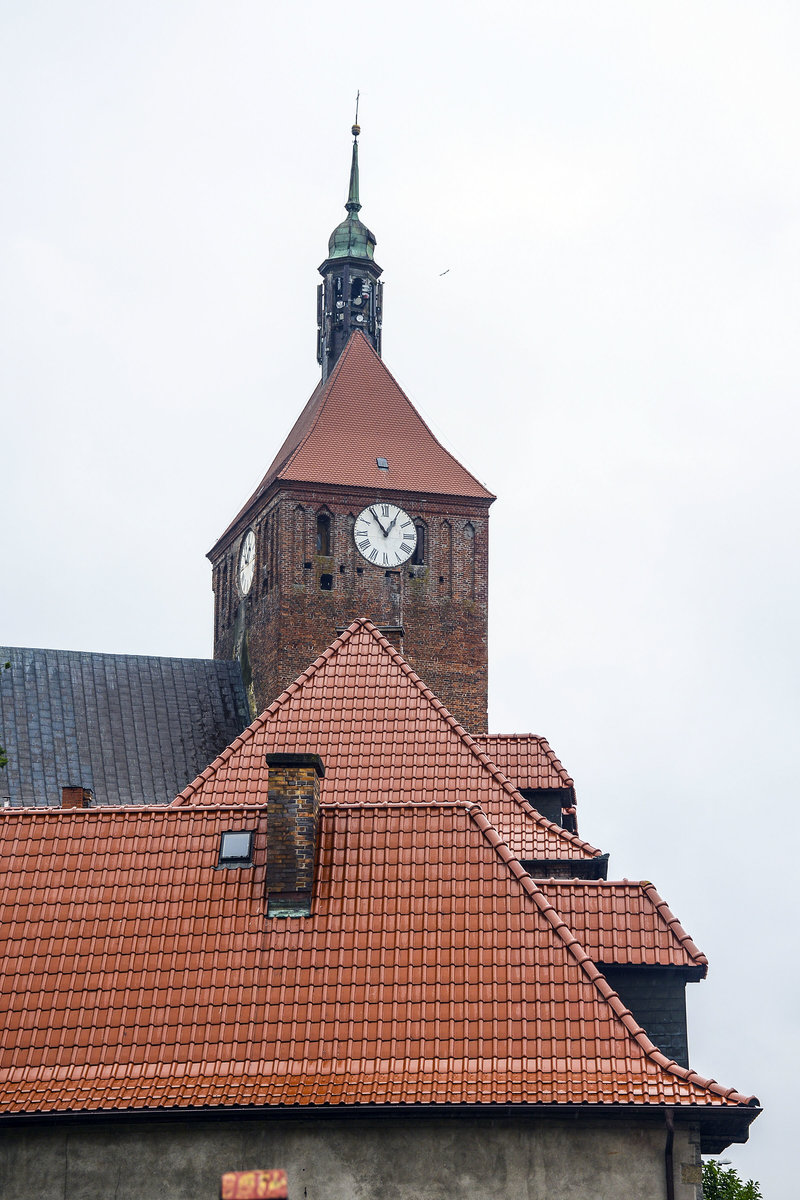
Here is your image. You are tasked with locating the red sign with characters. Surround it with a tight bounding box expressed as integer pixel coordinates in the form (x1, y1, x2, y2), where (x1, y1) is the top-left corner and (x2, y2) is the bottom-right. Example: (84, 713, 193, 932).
(220, 1169, 288, 1200)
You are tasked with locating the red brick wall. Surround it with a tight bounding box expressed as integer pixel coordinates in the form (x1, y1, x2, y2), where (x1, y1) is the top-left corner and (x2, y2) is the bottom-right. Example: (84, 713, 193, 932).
(211, 485, 491, 733)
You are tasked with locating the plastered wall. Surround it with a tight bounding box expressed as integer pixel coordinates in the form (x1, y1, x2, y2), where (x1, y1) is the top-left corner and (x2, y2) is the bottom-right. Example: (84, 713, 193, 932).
(0, 1112, 703, 1200)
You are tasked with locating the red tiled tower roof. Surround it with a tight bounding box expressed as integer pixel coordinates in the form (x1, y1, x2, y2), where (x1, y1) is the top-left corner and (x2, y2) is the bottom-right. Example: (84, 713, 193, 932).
(0, 801, 757, 1122)
(473, 734, 575, 790)
(212, 333, 494, 552)
(175, 619, 600, 862)
(537, 881, 709, 972)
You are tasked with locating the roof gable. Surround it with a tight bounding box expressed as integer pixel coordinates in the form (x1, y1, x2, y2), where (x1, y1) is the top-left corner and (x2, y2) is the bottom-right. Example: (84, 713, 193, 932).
(176, 620, 600, 862)
(0, 802, 755, 1116)
(213, 333, 494, 551)
(0, 647, 250, 808)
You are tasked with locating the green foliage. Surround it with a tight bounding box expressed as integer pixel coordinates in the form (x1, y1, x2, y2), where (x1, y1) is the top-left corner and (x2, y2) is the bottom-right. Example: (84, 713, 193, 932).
(703, 1160, 762, 1200)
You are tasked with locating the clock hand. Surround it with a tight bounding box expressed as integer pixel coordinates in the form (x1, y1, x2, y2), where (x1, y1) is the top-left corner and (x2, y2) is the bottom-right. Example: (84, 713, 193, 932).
(385, 513, 399, 536)
(369, 506, 389, 536)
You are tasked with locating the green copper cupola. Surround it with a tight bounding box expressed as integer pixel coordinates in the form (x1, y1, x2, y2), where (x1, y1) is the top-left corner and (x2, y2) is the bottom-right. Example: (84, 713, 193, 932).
(317, 122, 383, 380)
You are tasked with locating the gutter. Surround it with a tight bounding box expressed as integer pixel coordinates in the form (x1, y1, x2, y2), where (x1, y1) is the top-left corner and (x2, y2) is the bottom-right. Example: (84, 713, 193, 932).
(665, 1108, 675, 1200)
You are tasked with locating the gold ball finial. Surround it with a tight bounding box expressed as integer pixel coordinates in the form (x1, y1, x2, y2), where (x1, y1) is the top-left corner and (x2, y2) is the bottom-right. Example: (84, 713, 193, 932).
(352, 123, 361, 137)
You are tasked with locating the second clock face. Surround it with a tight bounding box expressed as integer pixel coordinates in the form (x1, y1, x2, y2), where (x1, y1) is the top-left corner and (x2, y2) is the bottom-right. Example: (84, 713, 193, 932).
(238, 529, 256, 595)
(354, 504, 417, 567)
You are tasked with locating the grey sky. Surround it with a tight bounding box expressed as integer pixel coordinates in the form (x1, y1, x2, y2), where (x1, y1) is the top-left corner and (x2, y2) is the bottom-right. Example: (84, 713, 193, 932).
(1, 3, 798, 1194)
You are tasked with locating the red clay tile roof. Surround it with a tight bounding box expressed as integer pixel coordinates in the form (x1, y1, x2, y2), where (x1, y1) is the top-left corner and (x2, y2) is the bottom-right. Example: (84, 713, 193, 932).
(212, 333, 494, 551)
(175, 620, 600, 862)
(0, 802, 755, 1116)
(537, 881, 708, 973)
(473, 734, 575, 790)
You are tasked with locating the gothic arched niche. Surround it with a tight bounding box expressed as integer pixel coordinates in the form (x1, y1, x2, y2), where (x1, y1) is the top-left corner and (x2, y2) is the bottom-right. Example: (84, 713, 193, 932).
(464, 521, 476, 599)
(316, 510, 332, 557)
(411, 518, 427, 566)
(439, 519, 453, 595)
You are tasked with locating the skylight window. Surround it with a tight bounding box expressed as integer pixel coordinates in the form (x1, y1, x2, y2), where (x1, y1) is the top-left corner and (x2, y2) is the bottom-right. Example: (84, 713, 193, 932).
(217, 829, 255, 869)
(376, 457, 389, 471)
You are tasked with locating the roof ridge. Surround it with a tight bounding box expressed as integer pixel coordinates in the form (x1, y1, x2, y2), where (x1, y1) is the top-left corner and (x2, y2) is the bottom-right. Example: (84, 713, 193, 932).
(2, 802, 274, 820)
(473, 733, 547, 741)
(468, 809, 754, 1107)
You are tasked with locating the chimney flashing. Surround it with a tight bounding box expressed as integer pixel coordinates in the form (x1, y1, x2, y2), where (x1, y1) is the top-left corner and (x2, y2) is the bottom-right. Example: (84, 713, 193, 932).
(265, 753, 325, 778)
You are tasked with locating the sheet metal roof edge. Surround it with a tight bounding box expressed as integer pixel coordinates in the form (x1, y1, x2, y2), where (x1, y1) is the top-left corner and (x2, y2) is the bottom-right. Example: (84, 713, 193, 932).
(477, 817, 754, 1109)
(0, 1098, 762, 1127)
(172, 619, 604, 861)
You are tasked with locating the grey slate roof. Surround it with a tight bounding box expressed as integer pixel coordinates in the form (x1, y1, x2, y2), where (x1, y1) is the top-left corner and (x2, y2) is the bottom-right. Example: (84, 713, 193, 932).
(0, 647, 250, 808)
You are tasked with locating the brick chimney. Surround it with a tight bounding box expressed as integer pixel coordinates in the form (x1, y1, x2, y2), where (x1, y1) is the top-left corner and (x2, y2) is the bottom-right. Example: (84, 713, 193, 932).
(264, 753, 325, 917)
(61, 786, 93, 809)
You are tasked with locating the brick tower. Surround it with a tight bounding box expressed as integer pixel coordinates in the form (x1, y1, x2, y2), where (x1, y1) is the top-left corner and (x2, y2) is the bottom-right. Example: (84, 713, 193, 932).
(209, 125, 495, 731)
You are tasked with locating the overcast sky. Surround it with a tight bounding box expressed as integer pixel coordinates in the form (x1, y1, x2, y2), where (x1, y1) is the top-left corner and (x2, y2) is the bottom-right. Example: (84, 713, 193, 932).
(1, 3, 798, 1194)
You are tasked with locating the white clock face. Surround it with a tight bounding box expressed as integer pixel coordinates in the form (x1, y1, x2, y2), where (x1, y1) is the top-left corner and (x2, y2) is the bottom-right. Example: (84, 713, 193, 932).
(354, 504, 417, 566)
(238, 529, 256, 595)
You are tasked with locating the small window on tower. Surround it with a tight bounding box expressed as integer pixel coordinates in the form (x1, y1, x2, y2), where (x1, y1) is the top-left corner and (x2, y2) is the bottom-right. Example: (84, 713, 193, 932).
(316, 513, 331, 555)
(411, 522, 426, 565)
(351, 277, 364, 301)
(376, 457, 389, 471)
(320, 573, 333, 591)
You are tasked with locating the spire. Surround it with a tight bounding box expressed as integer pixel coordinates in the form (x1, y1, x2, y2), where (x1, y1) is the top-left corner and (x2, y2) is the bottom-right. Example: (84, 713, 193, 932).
(325, 114, 375, 261)
(317, 106, 383, 380)
(346, 125, 361, 214)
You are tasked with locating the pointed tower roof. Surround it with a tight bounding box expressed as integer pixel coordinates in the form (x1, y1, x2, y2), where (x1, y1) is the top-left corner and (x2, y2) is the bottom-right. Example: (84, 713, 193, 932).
(211, 332, 494, 552)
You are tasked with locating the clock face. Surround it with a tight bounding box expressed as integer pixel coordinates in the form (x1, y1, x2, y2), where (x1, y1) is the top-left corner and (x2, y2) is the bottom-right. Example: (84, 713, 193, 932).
(238, 529, 256, 595)
(354, 504, 417, 567)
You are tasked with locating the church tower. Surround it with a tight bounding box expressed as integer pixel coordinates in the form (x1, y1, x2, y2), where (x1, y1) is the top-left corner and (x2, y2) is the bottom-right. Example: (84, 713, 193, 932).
(208, 125, 495, 732)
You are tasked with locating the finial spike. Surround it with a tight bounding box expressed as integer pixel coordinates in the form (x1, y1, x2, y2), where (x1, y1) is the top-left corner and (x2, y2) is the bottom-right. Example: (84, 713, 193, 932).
(346, 104, 361, 213)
